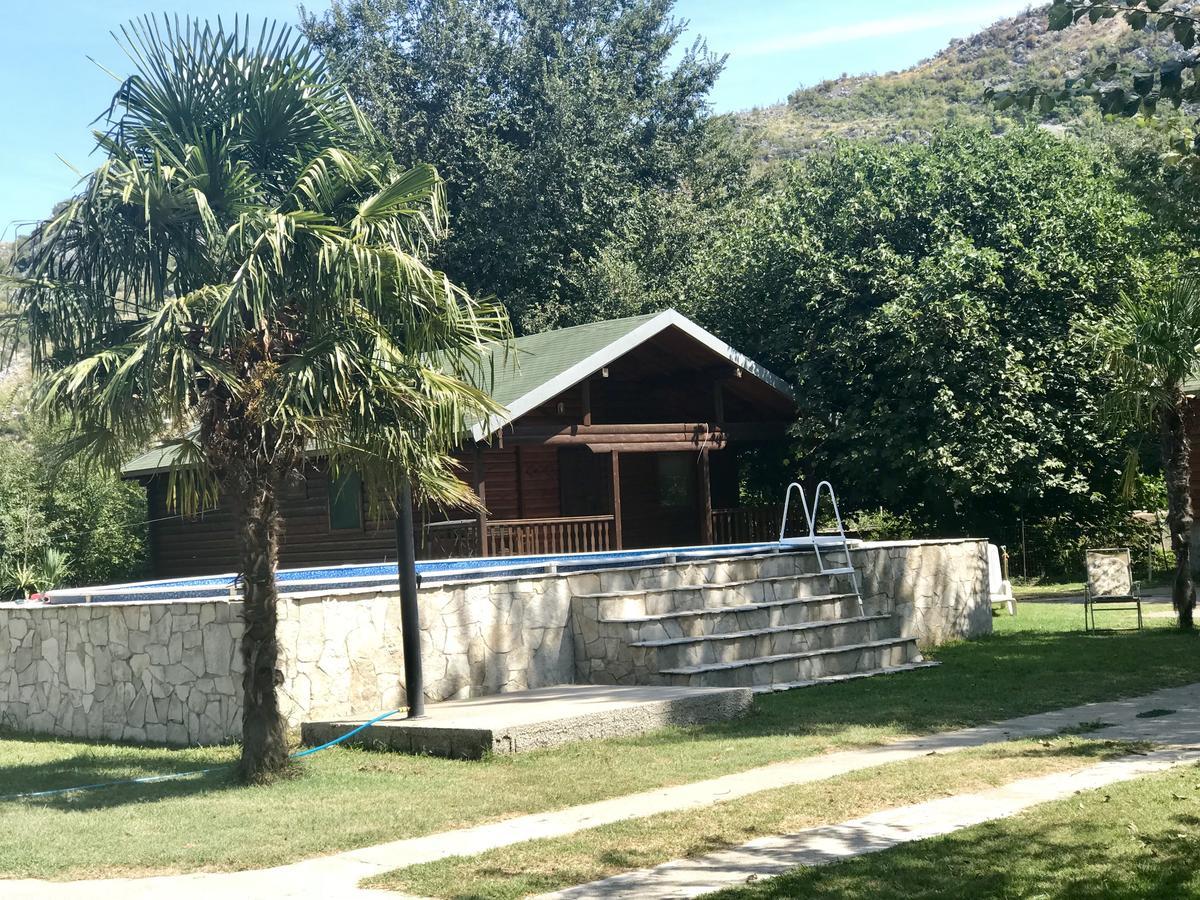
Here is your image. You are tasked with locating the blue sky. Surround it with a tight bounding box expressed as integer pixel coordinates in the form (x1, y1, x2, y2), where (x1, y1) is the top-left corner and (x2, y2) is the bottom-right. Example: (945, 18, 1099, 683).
(0, 0, 1034, 231)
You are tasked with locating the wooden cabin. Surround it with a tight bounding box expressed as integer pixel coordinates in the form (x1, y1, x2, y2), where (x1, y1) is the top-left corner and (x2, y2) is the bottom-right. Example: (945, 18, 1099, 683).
(123, 310, 796, 577)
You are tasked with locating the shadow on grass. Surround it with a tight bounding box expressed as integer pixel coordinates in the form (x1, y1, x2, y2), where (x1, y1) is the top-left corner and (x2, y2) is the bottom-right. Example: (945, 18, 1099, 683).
(0, 733, 242, 811)
(712, 808, 1200, 900)
(2, 621, 1195, 813)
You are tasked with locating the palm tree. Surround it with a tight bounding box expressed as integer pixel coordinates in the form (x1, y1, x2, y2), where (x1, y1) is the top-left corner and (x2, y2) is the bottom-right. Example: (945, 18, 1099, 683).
(4, 17, 510, 780)
(1087, 276, 1200, 631)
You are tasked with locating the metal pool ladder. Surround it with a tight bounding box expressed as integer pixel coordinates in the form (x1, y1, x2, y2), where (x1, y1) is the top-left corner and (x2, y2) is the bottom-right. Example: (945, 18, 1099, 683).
(779, 481, 864, 614)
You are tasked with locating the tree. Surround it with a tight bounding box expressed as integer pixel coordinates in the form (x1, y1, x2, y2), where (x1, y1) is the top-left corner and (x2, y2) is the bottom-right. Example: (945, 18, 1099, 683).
(683, 129, 1153, 549)
(0, 376, 149, 594)
(3, 17, 509, 780)
(303, 0, 728, 332)
(1084, 276, 1200, 629)
(988, 1, 1200, 626)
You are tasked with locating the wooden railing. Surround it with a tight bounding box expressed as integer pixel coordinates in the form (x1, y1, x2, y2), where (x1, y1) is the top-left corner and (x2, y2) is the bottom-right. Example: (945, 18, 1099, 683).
(487, 515, 614, 556)
(711, 506, 783, 545)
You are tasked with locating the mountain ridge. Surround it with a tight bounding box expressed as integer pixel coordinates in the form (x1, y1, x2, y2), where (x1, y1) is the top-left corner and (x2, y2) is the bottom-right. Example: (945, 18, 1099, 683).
(737, 3, 1183, 160)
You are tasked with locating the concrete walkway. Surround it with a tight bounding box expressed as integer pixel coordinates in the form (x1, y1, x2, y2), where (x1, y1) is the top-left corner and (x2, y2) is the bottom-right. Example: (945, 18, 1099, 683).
(538, 746, 1200, 899)
(4, 683, 1199, 900)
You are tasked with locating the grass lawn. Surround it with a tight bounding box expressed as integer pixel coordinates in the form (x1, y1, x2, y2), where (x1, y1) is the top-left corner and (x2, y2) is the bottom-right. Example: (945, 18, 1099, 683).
(1011, 580, 1086, 599)
(709, 760, 1200, 900)
(1011, 573, 1172, 600)
(367, 735, 1146, 899)
(0, 603, 1195, 880)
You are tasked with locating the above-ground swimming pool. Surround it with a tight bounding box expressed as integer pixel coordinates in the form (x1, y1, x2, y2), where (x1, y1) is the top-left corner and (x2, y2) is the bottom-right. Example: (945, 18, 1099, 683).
(40, 538, 856, 605)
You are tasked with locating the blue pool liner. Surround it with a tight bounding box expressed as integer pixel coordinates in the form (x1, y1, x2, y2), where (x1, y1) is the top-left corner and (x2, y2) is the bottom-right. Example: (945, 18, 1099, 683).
(43, 541, 794, 604)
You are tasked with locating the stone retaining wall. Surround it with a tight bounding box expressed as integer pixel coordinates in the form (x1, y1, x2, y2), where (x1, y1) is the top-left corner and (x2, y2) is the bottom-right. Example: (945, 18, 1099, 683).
(853, 539, 992, 646)
(0, 601, 241, 745)
(0, 538, 989, 746)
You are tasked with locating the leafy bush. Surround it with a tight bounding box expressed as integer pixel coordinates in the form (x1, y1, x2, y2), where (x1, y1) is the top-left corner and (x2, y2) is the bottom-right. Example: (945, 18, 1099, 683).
(688, 128, 1154, 546)
(0, 379, 147, 593)
(845, 508, 919, 542)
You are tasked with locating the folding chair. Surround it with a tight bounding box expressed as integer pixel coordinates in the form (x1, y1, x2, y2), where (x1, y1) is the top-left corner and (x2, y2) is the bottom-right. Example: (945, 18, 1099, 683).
(1084, 548, 1143, 631)
(988, 543, 1015, 615)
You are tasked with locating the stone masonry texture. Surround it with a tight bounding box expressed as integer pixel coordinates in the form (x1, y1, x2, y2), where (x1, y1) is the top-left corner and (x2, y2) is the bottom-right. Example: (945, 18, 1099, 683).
(0, 540, 989, 745)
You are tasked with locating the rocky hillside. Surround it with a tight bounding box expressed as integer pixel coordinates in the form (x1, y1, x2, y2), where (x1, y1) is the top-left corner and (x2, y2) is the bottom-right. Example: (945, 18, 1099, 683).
(741, 4, 1184, 160)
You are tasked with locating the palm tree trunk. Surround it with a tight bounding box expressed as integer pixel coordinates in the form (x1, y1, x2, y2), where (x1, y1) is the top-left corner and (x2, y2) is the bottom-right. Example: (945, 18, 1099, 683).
(1161, 389, 1196, 630)
(231, 470, 289, 781)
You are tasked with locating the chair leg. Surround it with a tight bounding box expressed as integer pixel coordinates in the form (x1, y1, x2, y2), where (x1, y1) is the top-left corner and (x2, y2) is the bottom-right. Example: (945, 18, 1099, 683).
(1007, 598, 1015, 616)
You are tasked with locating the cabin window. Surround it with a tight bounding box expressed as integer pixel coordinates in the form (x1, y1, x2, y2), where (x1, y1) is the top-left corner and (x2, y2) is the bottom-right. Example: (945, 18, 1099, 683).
(656, 453, 695, 509)
(329, 471, 363, 530)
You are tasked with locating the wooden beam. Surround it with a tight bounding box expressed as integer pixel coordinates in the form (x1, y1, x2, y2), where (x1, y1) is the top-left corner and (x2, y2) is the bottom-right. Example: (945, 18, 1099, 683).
(550, 432, 718, 447)
(473, 445, 488, 556)
(519, 422, 707, 436)
(586, 440, 727, 453)
(698, 449, 713, 545)
(507, 422, 787, 444)
(610, 450, 623, 550)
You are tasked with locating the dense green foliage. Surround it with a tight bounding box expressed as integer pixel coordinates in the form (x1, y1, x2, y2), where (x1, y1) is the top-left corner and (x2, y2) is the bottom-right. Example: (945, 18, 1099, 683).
(0, 378, 147, 595)
(304, 0, 736, 332)
(639, 129, 1158, 558)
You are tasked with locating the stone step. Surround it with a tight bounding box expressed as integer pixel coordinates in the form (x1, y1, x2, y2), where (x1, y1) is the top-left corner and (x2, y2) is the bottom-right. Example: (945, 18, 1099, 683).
(601, 592, 863, 630)
(632, 615, 893, 669)
(750, 660, 942, 693)
(658, 637, 921, 689)
(582, 572, 859, 618)
(588, 548, 846, 593)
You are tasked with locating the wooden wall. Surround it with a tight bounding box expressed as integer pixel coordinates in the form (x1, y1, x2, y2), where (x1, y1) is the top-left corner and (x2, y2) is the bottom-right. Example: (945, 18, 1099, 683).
(148, 448, 565, 578)
(469, 446, 560, 520)
(148, 466, 397, 577)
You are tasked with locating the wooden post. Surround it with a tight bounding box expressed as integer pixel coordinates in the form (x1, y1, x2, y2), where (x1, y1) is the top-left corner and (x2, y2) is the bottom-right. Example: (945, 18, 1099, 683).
(610, 449, 623, 550)
(473, 445, 488, 556)
(698, 448, 714, 545)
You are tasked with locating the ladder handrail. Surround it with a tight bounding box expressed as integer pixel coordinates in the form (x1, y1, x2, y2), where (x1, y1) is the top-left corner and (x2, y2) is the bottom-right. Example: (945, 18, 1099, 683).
(779, 480, 864, 614)
(779, 482, 812, 543)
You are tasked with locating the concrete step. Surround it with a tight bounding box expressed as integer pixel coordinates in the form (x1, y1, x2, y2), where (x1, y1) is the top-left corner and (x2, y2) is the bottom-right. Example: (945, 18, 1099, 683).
(600, 593, 866, 640)
(631, 615, 893, 668)
(751, 660, 941, 693)
(658, 637, 921, 689)
(580, 572, 858, 618)
(588, 548, 846, 593)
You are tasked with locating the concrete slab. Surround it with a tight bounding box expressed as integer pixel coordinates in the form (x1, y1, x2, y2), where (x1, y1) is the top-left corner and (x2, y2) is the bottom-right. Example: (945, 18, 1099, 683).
(300, 684, 754, 759)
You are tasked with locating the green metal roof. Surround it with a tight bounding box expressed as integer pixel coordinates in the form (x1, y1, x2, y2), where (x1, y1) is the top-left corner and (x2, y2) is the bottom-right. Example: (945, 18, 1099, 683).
(477, 312, 659, 412)
(121, 310, 790, 477)
(122, 441, 195, 479)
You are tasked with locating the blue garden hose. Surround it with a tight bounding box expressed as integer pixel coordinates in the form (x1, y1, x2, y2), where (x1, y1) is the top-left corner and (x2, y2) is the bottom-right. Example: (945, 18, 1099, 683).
(0, 707, 405, 801)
